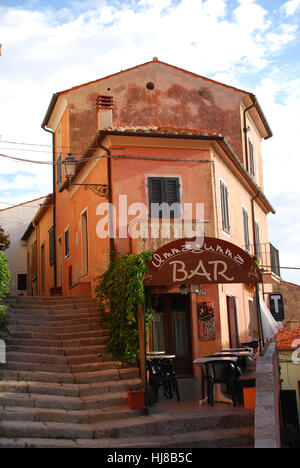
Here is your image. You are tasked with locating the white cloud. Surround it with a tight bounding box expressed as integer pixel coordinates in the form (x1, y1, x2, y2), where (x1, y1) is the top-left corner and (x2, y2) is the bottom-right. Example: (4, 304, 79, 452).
(0, 0, 300, 283)
(282, 0, 300, 16)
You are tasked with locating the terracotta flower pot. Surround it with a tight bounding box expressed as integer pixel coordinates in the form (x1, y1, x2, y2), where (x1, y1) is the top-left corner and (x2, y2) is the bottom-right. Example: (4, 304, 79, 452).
(127, 388, 145, 410)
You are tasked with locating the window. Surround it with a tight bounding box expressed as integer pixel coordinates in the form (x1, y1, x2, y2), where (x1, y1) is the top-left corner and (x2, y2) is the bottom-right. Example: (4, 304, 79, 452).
(57, 153, 62, 187)
(81, 211, 89, 276)
(220, 181, 230, 233)
(248, 139, 255, 177)
(64, 227, 70, 259)
(254, 221, 261, 259)
(49, 226, 55, 265)
(242, 208, 250, 253)
(17, 274, 27, 291)
(148, 177, 181, 218)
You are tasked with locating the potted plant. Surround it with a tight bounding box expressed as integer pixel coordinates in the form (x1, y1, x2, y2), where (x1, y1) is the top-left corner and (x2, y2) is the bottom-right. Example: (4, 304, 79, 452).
(127, 383, 145, 410)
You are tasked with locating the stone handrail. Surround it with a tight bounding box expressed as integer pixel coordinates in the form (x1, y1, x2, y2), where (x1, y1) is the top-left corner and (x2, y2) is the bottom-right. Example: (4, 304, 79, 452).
(255, 342, 282, 448)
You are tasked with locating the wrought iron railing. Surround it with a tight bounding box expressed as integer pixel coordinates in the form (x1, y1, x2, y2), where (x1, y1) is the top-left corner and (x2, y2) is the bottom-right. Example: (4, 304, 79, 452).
(243, 242, 281, 277)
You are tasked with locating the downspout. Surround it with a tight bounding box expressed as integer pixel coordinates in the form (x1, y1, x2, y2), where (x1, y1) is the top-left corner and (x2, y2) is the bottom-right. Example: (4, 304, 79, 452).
(98, 142, 115, 264)
(243, 98, 256, 172)
(42, 127, 57, 289)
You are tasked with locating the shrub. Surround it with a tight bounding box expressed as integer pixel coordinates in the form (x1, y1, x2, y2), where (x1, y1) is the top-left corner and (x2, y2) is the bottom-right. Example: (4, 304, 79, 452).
(0, 252, 10, 337)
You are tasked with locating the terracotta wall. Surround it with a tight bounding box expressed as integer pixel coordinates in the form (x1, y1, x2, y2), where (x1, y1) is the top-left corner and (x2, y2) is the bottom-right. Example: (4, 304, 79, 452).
(273, 280, 300, 326)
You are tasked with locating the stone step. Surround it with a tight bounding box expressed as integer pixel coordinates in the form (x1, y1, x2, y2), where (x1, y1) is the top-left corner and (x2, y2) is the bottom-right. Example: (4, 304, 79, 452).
(6, 360, 123, 374)
(0, 378, 140, 398)
(6, 344, 106, 357)
(0, 427, 254, 448)
(6, 351, 108, 366)
(8, 303, 96, 311)
(9, 322, 102, 334)
(0, 367, 139, 385)
(0, 391, 127, 411)
(0, 405, 143, 424)
(8, 311, 100, 322)
(0, 420, 93, 440)
(6, 335, 108, 347)
(9, 317, 101, 328)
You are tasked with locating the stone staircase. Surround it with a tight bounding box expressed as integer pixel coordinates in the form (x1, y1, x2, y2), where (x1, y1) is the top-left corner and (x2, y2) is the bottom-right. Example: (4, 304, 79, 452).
(0, 295, 254, 448)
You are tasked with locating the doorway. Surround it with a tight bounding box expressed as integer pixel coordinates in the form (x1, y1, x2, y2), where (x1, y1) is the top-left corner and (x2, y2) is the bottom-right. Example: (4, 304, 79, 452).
(151, 294, 193, 378)
(226, 296, 240, 348)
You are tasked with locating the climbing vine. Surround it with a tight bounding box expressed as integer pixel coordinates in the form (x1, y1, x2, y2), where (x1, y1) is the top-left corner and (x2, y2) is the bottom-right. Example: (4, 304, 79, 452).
(0, 252, 10, 337)
(95, 251, 154, 367)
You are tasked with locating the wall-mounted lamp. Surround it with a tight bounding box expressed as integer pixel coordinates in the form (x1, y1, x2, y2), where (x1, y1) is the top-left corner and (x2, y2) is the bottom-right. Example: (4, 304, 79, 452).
(180, 285, 188, 295)
(62, 153, 109, 198)
(190, 284, 201, 294)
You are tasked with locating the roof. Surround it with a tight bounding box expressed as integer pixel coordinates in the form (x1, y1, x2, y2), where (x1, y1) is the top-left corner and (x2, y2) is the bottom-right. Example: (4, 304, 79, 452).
(99, 126, 275, 214)
(21, 194, 53, 241)
(0, 195, 47, 212)
(41, 59, 272, 139)
(277, 326, 300, 351)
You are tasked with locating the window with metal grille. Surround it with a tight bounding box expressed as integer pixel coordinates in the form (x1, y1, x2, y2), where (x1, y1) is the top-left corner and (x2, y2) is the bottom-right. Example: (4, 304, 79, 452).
(57, 153, 62, 187)
(49, 226, 55, 265)
(220, 181, 230, 233)
(64, 227, 70, 259)
(148, 177, 181, 218)
(248, 139, 255, 177)
(243, 208, 250, 253)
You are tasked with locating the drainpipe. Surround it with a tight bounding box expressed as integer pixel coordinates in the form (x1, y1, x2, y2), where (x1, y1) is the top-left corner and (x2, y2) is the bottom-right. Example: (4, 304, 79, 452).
(243, 98, 256, 172)
(98, 141, 115, 263)
(42, 127, 57, 288)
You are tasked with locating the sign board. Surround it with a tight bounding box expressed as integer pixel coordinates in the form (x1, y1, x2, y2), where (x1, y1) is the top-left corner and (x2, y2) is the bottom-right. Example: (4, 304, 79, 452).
(269, 293, 285, 322)
(143, 237, 262, 286)
(198, 302, 215, 341)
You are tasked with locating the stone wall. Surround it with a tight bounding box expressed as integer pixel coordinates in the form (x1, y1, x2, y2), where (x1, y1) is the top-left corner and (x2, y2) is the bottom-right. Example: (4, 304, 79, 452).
(273, 280, 300, 326)
(255, 343, 282, 448)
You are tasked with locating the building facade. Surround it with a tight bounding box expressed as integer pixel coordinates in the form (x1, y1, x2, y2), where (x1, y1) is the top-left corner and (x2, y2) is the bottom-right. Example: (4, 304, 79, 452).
(0, 196, 46, 295)
(24, 59, 280, 375)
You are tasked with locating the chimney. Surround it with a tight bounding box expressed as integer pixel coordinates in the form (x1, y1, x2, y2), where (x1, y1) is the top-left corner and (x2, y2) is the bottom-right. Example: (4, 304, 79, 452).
(96, 95, 113, 130)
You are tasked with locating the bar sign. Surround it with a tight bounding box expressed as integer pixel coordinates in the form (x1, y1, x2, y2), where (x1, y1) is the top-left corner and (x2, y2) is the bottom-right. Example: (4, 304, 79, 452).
(269, 293, 285, 322)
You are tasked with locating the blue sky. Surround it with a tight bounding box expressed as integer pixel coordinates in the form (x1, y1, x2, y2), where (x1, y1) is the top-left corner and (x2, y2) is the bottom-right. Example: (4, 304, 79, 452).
(0, 0, 300, 284)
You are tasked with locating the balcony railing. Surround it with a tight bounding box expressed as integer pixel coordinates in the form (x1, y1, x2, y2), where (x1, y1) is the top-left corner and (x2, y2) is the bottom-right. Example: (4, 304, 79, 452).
(243, 242, 280, 278)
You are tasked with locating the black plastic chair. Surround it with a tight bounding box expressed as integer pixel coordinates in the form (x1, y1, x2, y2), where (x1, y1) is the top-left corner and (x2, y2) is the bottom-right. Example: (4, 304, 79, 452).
(205, 360, 242, 407)
(147, 358, 180, 402)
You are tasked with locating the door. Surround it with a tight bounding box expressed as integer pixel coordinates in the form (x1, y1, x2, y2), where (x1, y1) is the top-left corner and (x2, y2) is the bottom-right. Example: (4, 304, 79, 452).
(41, 244, 45, 296)
(227, 296, 240, 348)
(57, 237, 63, 288)
(151, 294, 193, 378)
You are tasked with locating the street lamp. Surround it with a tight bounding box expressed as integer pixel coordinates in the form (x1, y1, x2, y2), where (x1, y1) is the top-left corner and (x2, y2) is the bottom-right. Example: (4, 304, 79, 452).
(62, 153, 78, 182)
(62, 153, 109, 198)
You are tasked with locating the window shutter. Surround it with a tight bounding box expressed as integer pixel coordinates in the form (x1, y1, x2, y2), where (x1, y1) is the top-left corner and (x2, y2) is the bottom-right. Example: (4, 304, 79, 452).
(248, 139, 255, 176)
(57, 154, 62, 187)
(148, 177, 181, 218)
(255, 221, 261, 259)
(64, 228, 70, 259)
(220, 181, 230, 233)
(49, 226, 55, 265)
(243, 208, 250, 253)
(166, 178, 180, 218)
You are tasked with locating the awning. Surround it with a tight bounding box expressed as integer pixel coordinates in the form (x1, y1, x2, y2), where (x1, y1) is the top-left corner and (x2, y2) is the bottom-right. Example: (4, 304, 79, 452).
(259, 293, 283, 341)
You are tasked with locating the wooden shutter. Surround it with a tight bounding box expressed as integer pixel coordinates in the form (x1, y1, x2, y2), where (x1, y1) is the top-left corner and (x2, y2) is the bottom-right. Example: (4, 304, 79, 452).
(255, 221, 261, 259)
(243, 208, 250, 253)
(57, 154, 62, 186)
(148, 177, 180, 218)
(64, 228, 70, 259)
(220, 181, 230, 233)
(248, 139, 255, 176)
(49, 226, 55, 265)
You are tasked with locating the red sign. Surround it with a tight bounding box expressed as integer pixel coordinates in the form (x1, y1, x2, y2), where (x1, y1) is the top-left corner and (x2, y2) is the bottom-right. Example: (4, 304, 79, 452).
(143, 237, 262, 286)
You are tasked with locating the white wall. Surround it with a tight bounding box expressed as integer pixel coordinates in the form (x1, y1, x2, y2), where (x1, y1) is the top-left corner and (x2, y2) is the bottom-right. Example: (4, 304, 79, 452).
(0, 198, 46, 295)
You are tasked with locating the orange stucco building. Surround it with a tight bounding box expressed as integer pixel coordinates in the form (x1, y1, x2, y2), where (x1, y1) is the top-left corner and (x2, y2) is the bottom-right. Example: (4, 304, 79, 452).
(24, 59, 280, 376)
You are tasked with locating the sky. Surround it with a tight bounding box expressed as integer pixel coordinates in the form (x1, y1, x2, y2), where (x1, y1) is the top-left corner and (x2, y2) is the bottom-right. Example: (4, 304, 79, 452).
(0, 0, 300, 284)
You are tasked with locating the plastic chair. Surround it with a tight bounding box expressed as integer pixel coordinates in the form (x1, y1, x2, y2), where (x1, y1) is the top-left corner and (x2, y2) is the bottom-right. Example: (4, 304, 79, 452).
(147, 358, 180, 402)
(205, 360, 242, 407)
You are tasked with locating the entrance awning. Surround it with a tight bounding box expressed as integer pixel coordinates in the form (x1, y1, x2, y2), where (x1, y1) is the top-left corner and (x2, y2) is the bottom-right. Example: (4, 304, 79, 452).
(259, 293, 283, 341)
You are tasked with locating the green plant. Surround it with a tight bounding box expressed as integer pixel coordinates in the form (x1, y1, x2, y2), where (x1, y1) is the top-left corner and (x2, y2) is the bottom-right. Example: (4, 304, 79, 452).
(95, 251, 154, 367)
(0, 228, 10, 252)
(0, 251, 10, 337)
